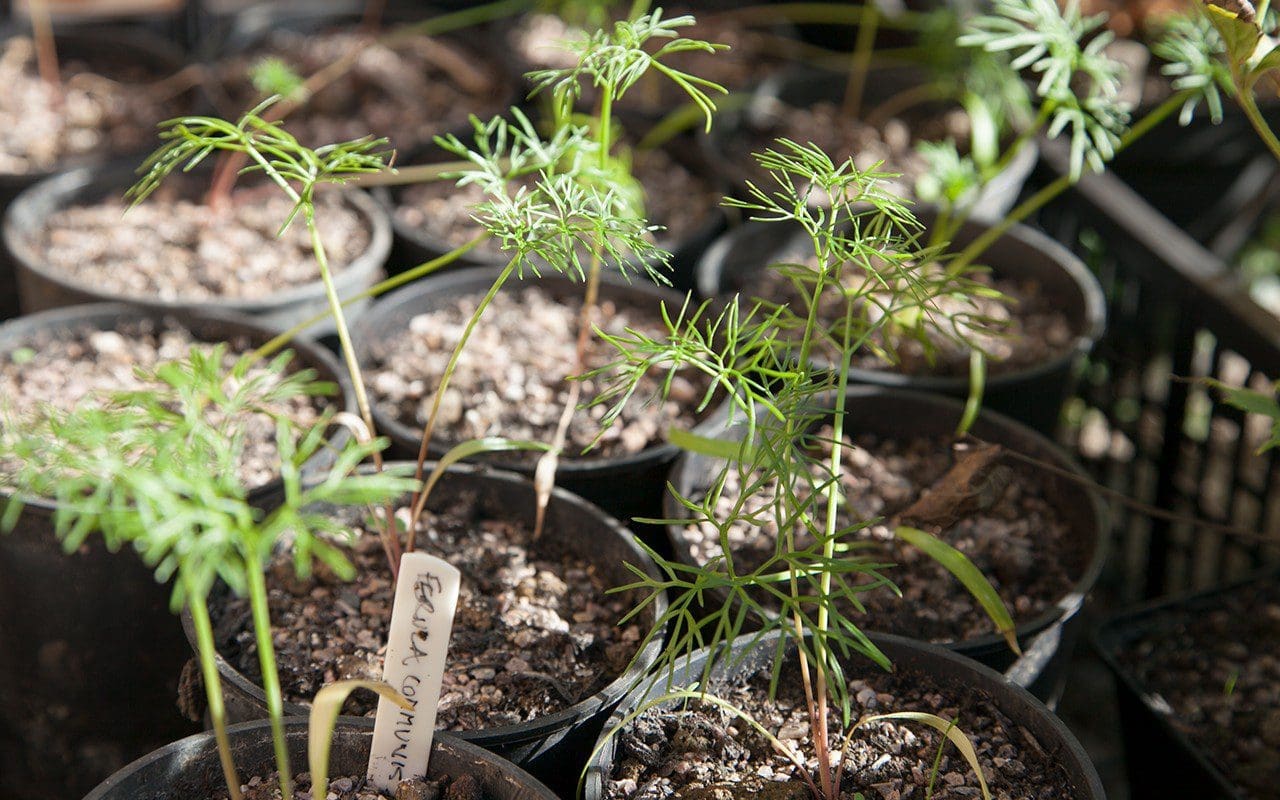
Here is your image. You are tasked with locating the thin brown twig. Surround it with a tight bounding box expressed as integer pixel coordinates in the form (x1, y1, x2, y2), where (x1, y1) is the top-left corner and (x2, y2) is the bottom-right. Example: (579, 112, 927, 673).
(970, 436, 1280, 545)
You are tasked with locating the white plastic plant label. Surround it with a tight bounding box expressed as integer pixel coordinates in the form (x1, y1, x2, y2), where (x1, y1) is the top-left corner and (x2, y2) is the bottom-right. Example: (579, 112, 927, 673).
(367, 551, 461, 790)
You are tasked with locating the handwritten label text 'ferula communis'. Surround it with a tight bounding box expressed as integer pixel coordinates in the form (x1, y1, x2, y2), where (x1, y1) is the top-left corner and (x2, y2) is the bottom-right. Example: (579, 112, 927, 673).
(367, 551, 460, 790)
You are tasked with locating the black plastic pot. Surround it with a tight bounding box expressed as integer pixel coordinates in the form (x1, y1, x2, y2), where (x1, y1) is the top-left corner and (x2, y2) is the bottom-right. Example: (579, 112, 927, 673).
(184, 462, 667, 797)
(0, 499, 197, 800)
(704, 65, 1038, 220)
(351, 266, 711, 529)
(0, 303, 352, 798)
(1094, 568, 1280, 800)
(0, 26, 195, 321)
(665, 386, 1108, 701)
(584, 629, 1107, 799)
(697, 206, 1107, 435)
(2, 159, 391, 337)
(84, 717, 559, 799)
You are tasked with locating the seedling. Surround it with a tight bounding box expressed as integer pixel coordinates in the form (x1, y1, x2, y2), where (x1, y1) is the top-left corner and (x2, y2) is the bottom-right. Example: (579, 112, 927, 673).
(0, 347, 417, 800)
(585, 141, 1016, 799)
(373, 7, 728, 536)
(516, 7, 726, 529)
(129, 102, 412, 571)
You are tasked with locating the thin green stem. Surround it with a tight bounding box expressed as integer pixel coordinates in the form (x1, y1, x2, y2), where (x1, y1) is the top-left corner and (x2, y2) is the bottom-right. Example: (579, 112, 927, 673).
(247, 563, 293, 800)
(957, 351, 985, 437)
(950, 90, 1191, 273)
(598, 90, 614, 174)
(252, 233, 488, 362)
(305, 216, 381, 453)
(306, 211, 400, 574)
(406, 259, 520, 533)
(352, 158, 508, 187)
(842, 2, 880, 120)
(187, 590, 243, 800)
(1238, 88, 1280, 165)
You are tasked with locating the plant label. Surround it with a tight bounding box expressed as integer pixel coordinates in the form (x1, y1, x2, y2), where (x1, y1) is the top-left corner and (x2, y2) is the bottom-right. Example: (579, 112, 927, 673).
(367, 552, 460, 790)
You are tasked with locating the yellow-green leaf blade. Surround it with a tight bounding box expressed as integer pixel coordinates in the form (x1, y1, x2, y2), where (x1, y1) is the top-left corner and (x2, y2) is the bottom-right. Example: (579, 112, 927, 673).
(855, 711, 992, 800)
(894, 525, 1020, 655)
(309, 680, 412, 800)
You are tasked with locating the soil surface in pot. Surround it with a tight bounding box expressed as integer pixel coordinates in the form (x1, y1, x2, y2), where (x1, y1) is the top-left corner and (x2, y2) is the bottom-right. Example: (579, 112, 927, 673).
(365, 284, 711, 461)
(214, 493, 643, 726)
(392, 143, 718, 262)
(213, 27, 509, 152)
(678, 431, 1082, 643)
(227, 771, 489, 800)
(1116, 581, 1280, 799)
(0, 317, 327, 488)
(0, 36, 177, 174)
(739, 257, 1076, 378)
(32, 181, 368, 301)
(606, 656, 1079, 799)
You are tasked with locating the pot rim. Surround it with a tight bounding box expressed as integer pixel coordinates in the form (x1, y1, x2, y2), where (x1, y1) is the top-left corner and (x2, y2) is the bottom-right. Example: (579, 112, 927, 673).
(181, 460, 670, 748)
(0, 300, 356, 509)
(1, 159, 391, 314)
(1091, 565, 1280, 800)
(82, 716, 557, 800)
(664, 384, 1110, 660)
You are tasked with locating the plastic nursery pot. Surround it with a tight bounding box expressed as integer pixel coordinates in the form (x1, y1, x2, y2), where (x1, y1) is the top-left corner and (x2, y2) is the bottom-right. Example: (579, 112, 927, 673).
(199, 0, 520, 153)
(703, 65, 1039, 221)
(1093, 568, 1280, 800)
(665, 386, 1108, 701)
(0, 26, 196, 321)
(0, 498, 198, 800)
(350, 265, 709, 530)
(0, 304, 351, 798)
(696, 205, 1107, 435)
(374, 137, 728, 292)
(583, 629, 1107, 800)
(2, 159, 391, 337)
(83, 717, 559, 799)
(183, 463, 668, 797)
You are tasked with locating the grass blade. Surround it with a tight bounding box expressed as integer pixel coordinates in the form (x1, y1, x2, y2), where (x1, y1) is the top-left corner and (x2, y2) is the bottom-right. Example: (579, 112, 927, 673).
(894, 525, 1020, 654)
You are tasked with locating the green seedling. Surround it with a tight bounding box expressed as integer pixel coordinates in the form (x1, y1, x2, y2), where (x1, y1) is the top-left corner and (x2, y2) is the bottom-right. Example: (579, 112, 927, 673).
(398, 6, 727, 537)
(586, 141, 1015, 799)
(0, 348, 418, 800)
(129, 101, 412, 570)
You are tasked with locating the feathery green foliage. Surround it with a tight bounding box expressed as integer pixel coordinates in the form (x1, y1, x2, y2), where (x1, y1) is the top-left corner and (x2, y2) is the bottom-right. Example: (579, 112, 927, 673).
(1, 349, 417, 800)
(954, 0, 1131, 181)
(527, 8, 728, 131)
(1153, 12, 1232, 124)
(590, 141, 1016, 798)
